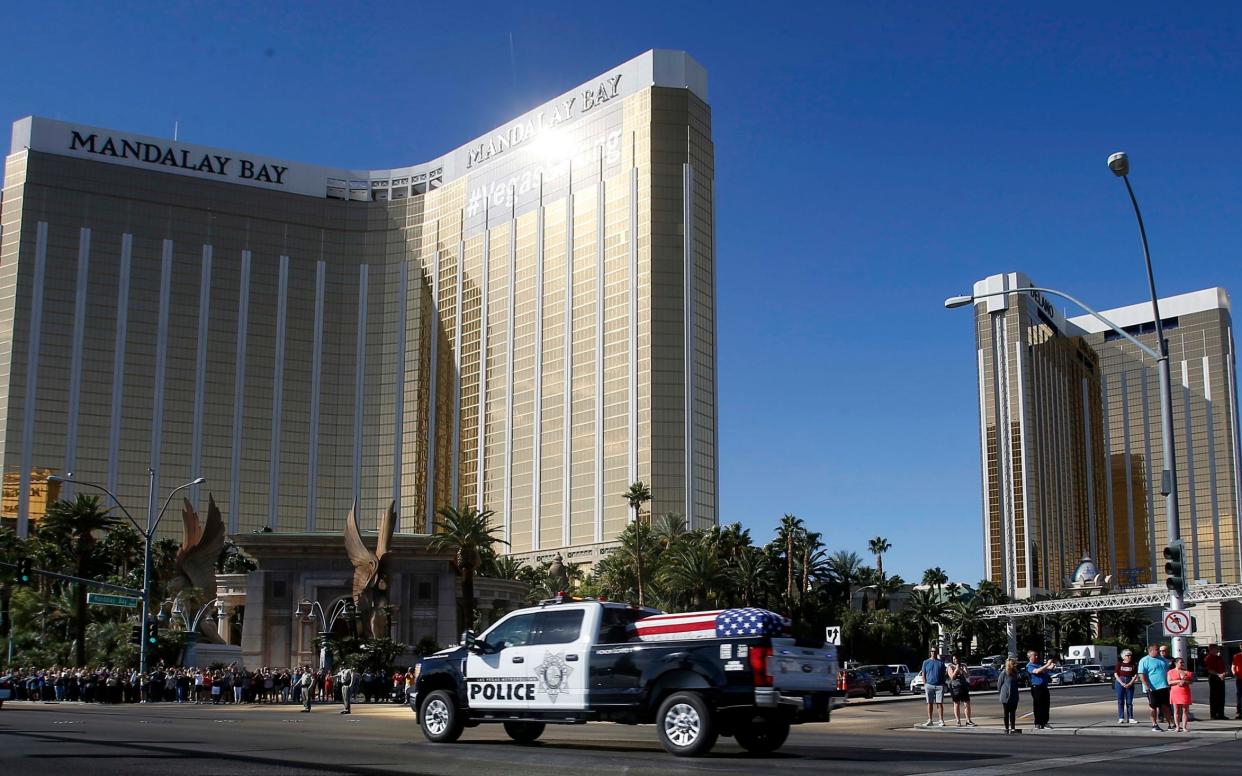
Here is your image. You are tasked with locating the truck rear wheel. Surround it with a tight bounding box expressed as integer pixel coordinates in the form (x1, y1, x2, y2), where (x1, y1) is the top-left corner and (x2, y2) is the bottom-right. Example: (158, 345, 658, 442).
(503, 721, 546, 743)
(657, 691, 718, 757)
(419, 689, 464, 743)
(734, 718, 791, 754)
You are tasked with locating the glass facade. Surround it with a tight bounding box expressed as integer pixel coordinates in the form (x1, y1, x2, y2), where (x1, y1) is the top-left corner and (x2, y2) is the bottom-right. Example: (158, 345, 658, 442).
(972, 274, 1240, 596)
(0, 50, 717, 565)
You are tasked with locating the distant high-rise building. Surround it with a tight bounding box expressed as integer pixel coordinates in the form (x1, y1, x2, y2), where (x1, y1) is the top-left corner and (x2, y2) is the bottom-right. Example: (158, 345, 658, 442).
(968, 272, 1239, 598)
(1072, 288, 1240, 587)
(0, 50, 718, 568)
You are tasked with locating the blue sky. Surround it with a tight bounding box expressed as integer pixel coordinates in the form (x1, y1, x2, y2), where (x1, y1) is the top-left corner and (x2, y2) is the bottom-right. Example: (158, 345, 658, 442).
(5, 1, 1240, 585)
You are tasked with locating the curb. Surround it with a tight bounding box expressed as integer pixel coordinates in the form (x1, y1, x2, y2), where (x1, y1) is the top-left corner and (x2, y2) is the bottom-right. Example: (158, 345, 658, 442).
(909, 724, 1242, 739)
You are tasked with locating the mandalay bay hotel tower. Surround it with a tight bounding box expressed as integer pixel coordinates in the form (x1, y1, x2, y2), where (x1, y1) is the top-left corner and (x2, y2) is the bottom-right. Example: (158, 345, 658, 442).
(969, 272, 1240, 599)
(0, 50, 717, 566)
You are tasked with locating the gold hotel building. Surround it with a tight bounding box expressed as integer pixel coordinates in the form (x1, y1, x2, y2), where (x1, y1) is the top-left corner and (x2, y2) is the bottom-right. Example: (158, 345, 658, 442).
(0, 50, 718, 565)
(970, 273, 1240, 598)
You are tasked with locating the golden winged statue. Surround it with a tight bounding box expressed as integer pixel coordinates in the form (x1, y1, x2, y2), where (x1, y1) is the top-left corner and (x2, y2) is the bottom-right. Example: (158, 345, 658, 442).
(169, 494, 227, 643)
(344, 500, 397, 638)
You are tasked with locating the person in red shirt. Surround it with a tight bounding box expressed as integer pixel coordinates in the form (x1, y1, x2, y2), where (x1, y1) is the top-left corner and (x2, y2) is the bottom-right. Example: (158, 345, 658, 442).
(1204, 644, 1228, 720)
(1232, 647, 1242, 720)
(1113, 649, 1140, 724)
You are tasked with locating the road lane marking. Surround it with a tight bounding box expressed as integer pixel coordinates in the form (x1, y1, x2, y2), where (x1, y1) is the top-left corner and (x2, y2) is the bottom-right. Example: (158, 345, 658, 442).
(910, 739, 1216, 775)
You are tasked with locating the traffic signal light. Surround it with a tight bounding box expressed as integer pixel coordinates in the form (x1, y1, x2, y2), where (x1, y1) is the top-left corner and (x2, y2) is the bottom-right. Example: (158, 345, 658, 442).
(144, 620, 159, 647)
(1164, 539, 1186, 596)
(16, 558, 33, 586)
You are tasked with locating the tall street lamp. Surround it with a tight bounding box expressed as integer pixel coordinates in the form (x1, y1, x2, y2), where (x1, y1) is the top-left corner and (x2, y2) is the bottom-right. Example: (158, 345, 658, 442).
(48, 470, 205, 673)
(158, 595, 222, 667)
(945, 284, 1182, 656)
(1107, 151, 1185, 659)
(293, 598, 356, 670)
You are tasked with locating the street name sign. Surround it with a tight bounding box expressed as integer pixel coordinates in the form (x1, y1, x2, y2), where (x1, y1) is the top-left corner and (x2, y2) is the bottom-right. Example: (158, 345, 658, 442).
(87, 593, 139, 608)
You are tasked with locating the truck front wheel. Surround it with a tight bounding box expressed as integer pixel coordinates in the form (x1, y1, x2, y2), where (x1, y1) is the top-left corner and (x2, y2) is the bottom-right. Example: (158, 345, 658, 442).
(503, 721, 546, 743)
(657, 691, 718, 757)
(734, 718, 791, 754)
(419, 689, 464, 743)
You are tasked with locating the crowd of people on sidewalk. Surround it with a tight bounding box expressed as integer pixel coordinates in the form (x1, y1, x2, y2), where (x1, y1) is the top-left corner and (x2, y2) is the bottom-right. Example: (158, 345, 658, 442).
(915, 642, 1242, 734)
(0, 664, 422, 707)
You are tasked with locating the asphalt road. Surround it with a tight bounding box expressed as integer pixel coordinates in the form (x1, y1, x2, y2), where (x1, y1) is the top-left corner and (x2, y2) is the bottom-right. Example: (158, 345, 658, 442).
(2, 685, 1240, 776)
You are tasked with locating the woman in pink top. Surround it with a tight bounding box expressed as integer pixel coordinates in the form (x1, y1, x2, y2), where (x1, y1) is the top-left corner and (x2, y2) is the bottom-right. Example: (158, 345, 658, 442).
(1167, 657, 1194, 731)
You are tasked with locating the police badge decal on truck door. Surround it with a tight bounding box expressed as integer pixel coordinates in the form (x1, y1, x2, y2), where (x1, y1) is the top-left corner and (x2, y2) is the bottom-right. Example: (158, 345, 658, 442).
(535, 653, 573, 702)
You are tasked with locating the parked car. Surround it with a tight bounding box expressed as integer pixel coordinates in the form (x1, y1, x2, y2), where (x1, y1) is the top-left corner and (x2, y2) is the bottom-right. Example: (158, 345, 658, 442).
(840, 669, 877, 699)
(1050, 666, 1089, 685)
(1081, 664, 1105, 683)
(909, 673, 925, 694)
(858, 665, 906, 696)
(967, 666, 999, 691)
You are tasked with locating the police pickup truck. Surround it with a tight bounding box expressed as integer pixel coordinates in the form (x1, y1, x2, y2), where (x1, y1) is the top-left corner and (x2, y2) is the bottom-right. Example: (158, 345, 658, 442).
(410, 598, 839, 756)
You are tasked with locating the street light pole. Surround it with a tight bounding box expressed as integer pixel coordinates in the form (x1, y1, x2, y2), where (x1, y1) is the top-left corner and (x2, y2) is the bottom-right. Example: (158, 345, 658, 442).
(48, 472, 205, 673)
(1109, 151, 1185, 660)
(140, 468, 156, 676)
(945, 282, 1181, 655)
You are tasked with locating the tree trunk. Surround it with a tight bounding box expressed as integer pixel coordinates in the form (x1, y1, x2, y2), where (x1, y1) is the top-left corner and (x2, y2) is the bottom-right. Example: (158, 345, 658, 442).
(635, 517, 645, 608)
(462, 569, 475, 634)
(75, 542, 89, 667)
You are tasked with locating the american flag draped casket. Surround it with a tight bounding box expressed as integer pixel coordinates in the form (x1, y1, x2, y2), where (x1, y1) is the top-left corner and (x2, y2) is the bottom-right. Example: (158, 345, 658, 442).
(629, 608, 792, 642)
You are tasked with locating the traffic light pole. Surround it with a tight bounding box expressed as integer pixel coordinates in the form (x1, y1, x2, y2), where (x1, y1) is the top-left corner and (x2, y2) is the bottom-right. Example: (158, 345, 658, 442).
(0, 561, 142, 596)
(1156, 348, 1185, 659)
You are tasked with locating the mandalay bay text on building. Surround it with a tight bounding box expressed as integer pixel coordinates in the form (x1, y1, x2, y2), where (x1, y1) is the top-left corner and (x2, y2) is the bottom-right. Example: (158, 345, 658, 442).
(0, 49, 717, 565)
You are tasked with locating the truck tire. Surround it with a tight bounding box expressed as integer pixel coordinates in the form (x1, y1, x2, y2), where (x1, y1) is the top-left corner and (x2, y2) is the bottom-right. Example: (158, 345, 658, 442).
(419, 689, 464, 743)
(734, 718, 791, 754)
(503, 721, 546, 743)
(656, 691, 718, 757)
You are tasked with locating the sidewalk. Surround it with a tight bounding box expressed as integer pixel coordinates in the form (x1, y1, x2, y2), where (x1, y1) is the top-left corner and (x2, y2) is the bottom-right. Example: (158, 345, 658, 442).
(910, 698, 1242, 739)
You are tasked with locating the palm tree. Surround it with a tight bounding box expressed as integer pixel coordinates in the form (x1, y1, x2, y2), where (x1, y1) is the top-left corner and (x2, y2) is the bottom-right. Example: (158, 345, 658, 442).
(921, 567, 949, 600)
(660, 538, 726, 610)
(39, 495, 121, 667)
(876, 573, 905, 610)
(483, 554, 525, 580)
(621, 482, 653, 606)
(651, 512, 685, 550)
(729, 546, 772, 608)
(906, 587, 946, 651)
(868, 537, 892, 580)
(800, 530, 829, 594)
(826, 550, 864, 608)
(946, 598, 982, 658)
(428, 505, 507, 632)
(776, 514, 805, 606)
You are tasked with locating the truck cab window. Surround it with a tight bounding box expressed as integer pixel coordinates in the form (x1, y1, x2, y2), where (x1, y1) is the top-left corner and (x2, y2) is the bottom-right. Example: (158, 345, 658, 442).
(533, 610, 585, 645)
(597, 607, 647, 644)
(484, 613, 535, 650)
